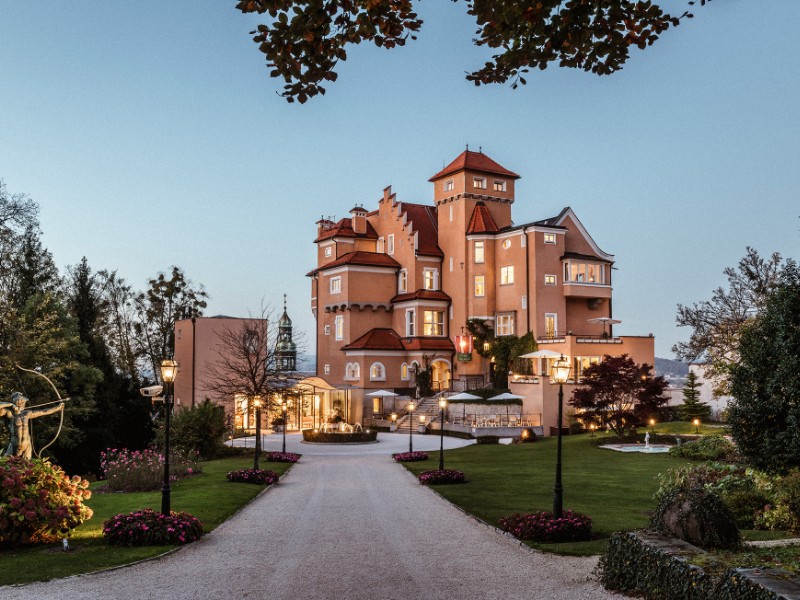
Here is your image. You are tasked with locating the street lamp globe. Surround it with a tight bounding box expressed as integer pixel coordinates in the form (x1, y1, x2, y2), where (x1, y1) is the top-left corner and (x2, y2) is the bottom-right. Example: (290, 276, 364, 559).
(551, 355, 570, 384)
(160, 359, 178, 383)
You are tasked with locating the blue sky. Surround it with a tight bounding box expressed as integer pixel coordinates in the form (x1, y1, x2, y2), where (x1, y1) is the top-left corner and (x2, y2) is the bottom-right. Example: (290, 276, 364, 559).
(1, 2, 798, 359)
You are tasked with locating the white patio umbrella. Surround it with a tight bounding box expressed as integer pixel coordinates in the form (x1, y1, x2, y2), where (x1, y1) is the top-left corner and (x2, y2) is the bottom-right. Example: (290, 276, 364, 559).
(447, 391, 481, 420)
(488, 392, 525, 401)
(370, 389, 399, 412)
(519, 349, 564, 378)
(587, 317, 622, 336)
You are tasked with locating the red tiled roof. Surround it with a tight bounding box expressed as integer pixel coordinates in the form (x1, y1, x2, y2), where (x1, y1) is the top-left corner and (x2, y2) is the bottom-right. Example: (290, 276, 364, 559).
(401, 202, 442, 257)
(391, 290, 451, 304)
(308, 251, 401, 276)
(342, 328, 405, 351)
(429, 150, 520, 182)
(315, 218, 378, 242)
(342, 328, 456, 353)
(466, 202, 499, 234)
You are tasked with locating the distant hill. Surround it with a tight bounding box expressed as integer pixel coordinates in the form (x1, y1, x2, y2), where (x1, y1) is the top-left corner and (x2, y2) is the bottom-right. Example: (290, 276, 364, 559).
(655, 357, 689, 377)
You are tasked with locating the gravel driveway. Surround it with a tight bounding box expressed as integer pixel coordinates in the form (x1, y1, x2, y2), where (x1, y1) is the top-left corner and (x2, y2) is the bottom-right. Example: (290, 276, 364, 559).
(2, 434, 622, 600)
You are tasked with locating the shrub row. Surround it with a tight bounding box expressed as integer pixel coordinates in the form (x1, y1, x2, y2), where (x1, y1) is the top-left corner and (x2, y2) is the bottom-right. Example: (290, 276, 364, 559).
(599, 531, 796, 600)
(227, 468, 279, 485)
(265, 452, 300, 463)
(499, 510, 592, 543)
(103, 509, 204, 546)
(100, 447, 201, 492)
(418, 469, 465, 485)
(393, 451, 429, 462)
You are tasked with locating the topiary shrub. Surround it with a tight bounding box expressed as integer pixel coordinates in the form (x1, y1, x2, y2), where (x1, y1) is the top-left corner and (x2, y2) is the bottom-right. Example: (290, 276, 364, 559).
(499, 510, 592, 543)
(668, 436, 736, 462)
(227, 468, 279, 485)
(0, 457, 93, 546)
(103, 509, 203, 546)
(649, 486, 741, 550)
(418, 469, 465, 485)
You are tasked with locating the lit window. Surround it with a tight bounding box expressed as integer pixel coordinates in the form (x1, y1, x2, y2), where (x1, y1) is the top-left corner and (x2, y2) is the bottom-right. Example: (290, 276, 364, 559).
(502, 239, 511, 250)
(474, 275, 485, 297)
(345, 363, 360, 381)
(398, 269, 407, 293)
(474, 241, 485, 264)
(444, 180, 454, 192)
(324, 364, 331, 375)
(544, 274, 557, 286)
(575, 357, 600, 380)
(423, 268, 438, 290)
(401, 363, 409, 380)
(324, 325, 330, 336)
(330, 277, 341, 294)
(324, 246, 332, 257)
(335, 315, 344, 340)
(387, 234, 394, 255)
(563, 259, 605, 284)
(544, 233, 556, 244)
(373, 397, 381, 414)
(370, 362, 386, 381)
(496, 314, 515, 336)
(544, 313, 557, 338)
(423, 310, 445, 336)
(493, 180, 506, 192)
(473, 177, 486, 190)
(405, 309, 416, 337)
(500, 266, 514, 285)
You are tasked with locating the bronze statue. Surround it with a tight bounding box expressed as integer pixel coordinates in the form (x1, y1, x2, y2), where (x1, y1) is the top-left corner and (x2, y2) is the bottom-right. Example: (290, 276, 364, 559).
(1, 392, 65, 459)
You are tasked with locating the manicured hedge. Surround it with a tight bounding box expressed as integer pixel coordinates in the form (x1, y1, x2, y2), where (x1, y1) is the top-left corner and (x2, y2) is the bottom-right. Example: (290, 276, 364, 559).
(302, 429, 378, 443)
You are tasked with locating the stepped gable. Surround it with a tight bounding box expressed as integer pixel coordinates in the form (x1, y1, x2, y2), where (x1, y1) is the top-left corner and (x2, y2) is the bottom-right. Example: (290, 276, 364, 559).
(429, 149, 520, 181)
(307, 251, 400, 276)
(466, 201, 500, 234)
(399, 202, 442, 257)
(315, 217, 378, 242)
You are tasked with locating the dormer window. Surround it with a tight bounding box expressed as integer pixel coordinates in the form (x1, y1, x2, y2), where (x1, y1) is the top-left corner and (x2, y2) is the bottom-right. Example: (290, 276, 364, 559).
(493, 180, 506, 192)
(473, 177, 487, 190)
(423, 268, 439, 291)
(444, 180, 454, 192)
(387, 234, 394, 255)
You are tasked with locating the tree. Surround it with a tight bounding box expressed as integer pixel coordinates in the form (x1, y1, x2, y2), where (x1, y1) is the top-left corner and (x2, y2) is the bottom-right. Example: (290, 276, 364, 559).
(134, 267, 207, 381)
(674, 247, 789, 396)
(569, 354, 667, 436)
(678, 370, 710, 422)
(236, 0, 710, 103)
(728, 263, 800, 474)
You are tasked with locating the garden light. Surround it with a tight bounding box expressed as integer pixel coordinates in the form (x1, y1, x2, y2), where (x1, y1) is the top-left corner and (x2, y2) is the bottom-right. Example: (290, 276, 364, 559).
(407, 402, 415, 452)
(552, 354, 570, 519)
(438, 399, 447, 470)
(159, 358, 178, 516)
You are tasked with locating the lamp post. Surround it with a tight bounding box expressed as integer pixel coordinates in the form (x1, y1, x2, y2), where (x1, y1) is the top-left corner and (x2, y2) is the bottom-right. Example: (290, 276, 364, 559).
(551, 354, 571, 519)
(438, 398, 447, 470)
(159, 359, 178, 516)
(253, 396, 262, 470)
(391, 412, 397, 432)
(588, 423, 596, 437)
(693, 418, 700, 434)
(649, 418, 656, 433)
(281, 402, 288, 453)
(407, 402, 415, 452)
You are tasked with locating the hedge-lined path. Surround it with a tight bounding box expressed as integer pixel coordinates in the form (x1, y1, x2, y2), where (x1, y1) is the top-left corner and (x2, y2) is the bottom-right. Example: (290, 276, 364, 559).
(3, 438, 621, 600)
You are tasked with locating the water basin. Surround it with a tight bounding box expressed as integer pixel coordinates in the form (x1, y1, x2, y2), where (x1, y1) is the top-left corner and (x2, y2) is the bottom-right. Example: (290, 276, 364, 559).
(600, 444, 671, 453)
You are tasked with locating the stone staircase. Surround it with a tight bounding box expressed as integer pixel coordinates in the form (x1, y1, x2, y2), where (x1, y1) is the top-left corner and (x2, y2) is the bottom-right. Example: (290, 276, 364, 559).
(395, 394, 445, 431)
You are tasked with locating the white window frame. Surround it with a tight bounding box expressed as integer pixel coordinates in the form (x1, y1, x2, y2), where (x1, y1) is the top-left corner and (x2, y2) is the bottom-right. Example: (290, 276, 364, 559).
(401, 363, 409, 380)
(398, 269, 407, 293)
(502, 239, 511, 250)
(344, 362, 360, 381)
(449, 205, 453, 222)
(423, 310, 445, 336)
(387, 234, 394, 255)
(473, 177, 486, 190)
(323, 364, 331, 375)
(544, 274, 557, 286)
(563, 259, 605, 284)
(324, 246, 332, 257)
(496, 313, 515, 336)
(544, 233, 556, 245)
(474, 275, 485, 297)
(493, 179, 506, 192)
(500, 265, 514, 285)
(444, 179, 454, 192)
(423, 268, 439, 291)
(334, 315, 344, 340)
(405, 309, 416, 337)
(324, 324, 330, 336)
(377, 237, 384, 253)
(370, 362, 386, 381)
(474, 241, 485, 264)
(544, 313, 558, 338)
(330, 276, 342, 294)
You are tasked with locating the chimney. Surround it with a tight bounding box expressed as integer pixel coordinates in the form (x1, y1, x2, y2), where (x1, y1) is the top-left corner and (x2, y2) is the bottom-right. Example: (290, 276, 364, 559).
(349, 205, 367, 235)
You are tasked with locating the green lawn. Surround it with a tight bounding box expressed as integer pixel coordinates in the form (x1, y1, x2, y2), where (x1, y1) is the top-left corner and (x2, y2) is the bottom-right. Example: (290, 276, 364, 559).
(649, 421, 728, 436)
(0, 456, 293, 586)
(404, 434, 692, 555)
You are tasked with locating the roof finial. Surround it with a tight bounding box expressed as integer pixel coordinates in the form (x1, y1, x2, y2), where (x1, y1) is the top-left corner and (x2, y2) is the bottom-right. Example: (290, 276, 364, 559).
(466, 143, 469, 152)
(479, 146, 482, 154)
(283, 293, 287, 313)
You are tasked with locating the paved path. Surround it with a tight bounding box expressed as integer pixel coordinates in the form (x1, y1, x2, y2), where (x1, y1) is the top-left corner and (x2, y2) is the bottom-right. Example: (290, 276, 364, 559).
(2, 434, 621, 600)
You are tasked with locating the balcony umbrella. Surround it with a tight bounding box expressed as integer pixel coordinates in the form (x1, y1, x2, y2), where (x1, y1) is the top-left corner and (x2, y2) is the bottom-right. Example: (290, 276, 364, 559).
(586, 317, 622, 336)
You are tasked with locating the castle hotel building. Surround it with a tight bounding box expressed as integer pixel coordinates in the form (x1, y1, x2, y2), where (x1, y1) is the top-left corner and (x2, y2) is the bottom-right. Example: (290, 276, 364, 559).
(308, 150, 654, 430)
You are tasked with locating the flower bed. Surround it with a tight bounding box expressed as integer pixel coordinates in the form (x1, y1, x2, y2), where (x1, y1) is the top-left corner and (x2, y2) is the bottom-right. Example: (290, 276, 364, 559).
(227, 468, 279, 485)
(265, 451, 300, 463)
(0, 456, 93, 546)
(103, 508, 204, 546)
(418, 469, 466, 485)
(100, 447, 201, 492)
(302, 429, 378, 443)
(499, 509, 593, 543)
(393, 451, 429, 462)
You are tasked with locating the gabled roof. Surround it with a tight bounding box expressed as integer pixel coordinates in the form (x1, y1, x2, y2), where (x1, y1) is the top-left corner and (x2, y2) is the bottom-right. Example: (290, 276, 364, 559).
(307, 251, 400, 276)
(391, 290, 451, 304)
(429, 150, 520, 182)
(315, 218, 378, 243)
(466, 202, 500, 234)
(400, 202, 442, 257)
(341, 328, 456, 352)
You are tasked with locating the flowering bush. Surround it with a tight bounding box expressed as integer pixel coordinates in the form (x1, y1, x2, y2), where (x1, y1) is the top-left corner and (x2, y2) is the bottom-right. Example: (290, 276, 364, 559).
(227, 468, 279, 485)
(499, 510, 593, 543)
(418, 469, 465, 485)
(100, 448, 201, 492)
(393, 451, 429, 462)
(103, 508, 204, 546)
(0, 456, 93, 546)
(265, 452, 300, 463)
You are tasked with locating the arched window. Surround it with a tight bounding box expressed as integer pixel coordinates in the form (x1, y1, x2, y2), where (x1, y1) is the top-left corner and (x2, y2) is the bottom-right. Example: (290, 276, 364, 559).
(370, 362, 386, 381)
(344, 362, 360, 381)
(401, 362, 409, 380)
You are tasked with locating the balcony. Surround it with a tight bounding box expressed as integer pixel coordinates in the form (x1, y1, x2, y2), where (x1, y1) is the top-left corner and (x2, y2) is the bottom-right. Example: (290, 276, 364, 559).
(562, 282, 612, 299)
